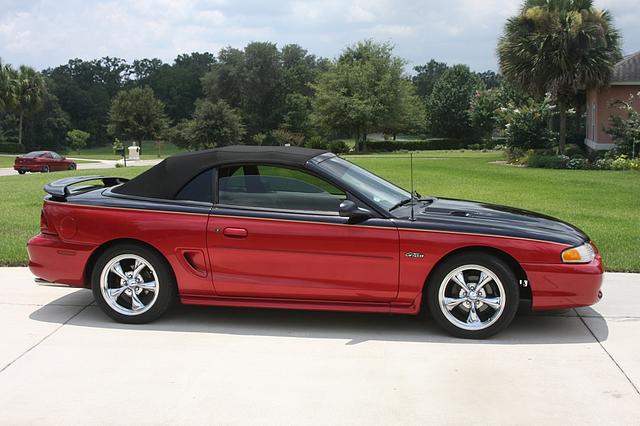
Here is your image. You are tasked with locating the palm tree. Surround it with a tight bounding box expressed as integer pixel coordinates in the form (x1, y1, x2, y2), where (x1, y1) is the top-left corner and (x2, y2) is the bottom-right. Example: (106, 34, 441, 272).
(13, 65, 46, 147)
(0, 59, 15, 113)
(498, 0, 622, 153)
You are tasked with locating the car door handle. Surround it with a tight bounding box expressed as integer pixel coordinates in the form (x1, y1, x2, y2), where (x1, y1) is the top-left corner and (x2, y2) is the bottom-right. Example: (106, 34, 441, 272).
(223, 227, 248, 238)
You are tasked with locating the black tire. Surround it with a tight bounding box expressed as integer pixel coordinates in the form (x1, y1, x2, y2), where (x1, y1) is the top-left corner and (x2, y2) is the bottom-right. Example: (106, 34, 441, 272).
(18, 170, 25, 175)
(41, 165, 49, 173)
(91, 243, 176, 324)
(426, 252, 519, 339)
(68, 163, 76, 170)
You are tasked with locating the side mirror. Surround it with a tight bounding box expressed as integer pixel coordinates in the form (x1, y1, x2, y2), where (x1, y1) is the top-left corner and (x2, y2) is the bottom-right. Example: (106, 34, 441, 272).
(339, 200, 372, 220)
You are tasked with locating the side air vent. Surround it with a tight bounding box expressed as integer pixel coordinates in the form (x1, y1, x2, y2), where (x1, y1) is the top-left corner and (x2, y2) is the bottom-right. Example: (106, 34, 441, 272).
(450, 211, 470, 217)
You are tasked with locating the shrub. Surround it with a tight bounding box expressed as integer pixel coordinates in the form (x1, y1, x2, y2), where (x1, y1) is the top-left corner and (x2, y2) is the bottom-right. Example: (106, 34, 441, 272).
(66, 129, 90, 151)
(498, 97, 556, 151)
(0, 142, 24, 153)
(567, 157, 588, 170)
(606, 93, 640, 157)
(307, 136, 328, 150)
(565, 143, 585, 158)
(611, 155, 634, 171)
(271, 128, 305, 146)
(365, 138, 473, 152)
(526, 152, 568, 169)
(328, 140, 350, 154)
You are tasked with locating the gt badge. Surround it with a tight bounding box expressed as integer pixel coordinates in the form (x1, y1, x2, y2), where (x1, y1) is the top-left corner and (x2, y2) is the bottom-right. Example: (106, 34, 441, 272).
(405, 252, 425, 259)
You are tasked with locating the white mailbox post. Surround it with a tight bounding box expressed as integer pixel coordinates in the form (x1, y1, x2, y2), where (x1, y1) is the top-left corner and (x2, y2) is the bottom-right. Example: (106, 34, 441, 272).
(128, 143, 140, 161)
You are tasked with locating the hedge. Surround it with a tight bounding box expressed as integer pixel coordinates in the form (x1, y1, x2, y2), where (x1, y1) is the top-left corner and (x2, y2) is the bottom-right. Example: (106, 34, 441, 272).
(363, 138, 479, 152)
(0, 142, 24, 154)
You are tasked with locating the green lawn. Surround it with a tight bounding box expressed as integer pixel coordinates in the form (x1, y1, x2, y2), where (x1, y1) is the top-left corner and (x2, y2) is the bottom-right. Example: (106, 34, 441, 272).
(1, 150, 638, 271)
(66, 140, 184, 160)
(346, 151, 640, 272)
(0, 156, 17, 168)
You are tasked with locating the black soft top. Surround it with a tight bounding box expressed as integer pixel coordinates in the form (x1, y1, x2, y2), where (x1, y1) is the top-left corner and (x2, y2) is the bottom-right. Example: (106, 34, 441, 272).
(112, 145, 329, 199)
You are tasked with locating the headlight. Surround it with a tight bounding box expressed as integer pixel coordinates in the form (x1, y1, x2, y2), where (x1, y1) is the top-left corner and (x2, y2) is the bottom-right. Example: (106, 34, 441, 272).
(561, 243, 596, 263)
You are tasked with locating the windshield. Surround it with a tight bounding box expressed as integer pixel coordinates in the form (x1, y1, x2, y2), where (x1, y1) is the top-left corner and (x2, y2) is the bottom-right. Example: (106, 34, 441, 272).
(317, 156, 411, 211)
(24, 151, 47, 158)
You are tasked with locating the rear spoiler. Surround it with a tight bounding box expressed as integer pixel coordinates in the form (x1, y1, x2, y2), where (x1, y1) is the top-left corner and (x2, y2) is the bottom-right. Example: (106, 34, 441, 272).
(44, 176, 129, 200)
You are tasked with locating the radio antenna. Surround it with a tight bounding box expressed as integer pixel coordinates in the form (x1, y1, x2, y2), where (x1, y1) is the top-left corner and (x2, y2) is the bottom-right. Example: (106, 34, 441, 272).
(410, 152, 415, 221)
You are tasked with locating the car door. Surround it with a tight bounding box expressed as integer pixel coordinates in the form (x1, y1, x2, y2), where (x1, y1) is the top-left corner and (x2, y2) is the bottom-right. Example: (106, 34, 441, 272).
(207, 163, 400, 302)
(49, 152, 62, 170)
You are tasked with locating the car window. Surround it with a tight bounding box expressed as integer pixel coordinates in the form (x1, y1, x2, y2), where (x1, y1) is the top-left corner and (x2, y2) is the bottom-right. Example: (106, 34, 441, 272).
(175, 169, 214, 203)
(51, 152, 61, 160)
(43, 152, 53, 159)
(218, 165, 346, 213)
(24, 151, 46, 158)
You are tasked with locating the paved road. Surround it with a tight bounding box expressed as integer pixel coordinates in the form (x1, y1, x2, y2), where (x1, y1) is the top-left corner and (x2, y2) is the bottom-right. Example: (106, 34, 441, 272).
(0, 156, 161, 176)
(0, 268, 639, 425)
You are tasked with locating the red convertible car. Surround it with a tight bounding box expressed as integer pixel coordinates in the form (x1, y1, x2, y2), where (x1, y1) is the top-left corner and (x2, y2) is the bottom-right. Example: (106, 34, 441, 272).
(27, 146, 603, 338)
(14, 150, 77, 174)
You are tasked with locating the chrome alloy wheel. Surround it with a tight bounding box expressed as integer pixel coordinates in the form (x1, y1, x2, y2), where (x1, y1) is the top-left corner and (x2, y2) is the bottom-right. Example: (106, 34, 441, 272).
(100, 254, 159, 316)
(437, 264, 506, 331)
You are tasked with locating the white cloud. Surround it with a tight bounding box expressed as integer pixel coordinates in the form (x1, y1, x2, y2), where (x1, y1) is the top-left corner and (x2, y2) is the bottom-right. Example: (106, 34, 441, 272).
(0, 0, 638, 71)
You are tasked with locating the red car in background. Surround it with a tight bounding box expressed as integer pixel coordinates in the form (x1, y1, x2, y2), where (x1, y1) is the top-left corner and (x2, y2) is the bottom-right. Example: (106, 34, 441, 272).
(14, 151, 76, 174)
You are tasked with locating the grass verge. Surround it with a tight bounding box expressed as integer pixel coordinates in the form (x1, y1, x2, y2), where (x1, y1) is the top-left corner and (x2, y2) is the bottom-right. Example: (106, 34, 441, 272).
(1, 150, 638, 271)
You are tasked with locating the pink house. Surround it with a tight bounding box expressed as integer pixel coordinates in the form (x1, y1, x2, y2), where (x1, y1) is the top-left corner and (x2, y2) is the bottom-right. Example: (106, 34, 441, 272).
(585, 51, 640, 151)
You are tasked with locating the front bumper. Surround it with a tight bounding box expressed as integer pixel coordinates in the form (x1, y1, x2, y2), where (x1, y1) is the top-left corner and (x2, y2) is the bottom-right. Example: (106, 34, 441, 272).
(27, 233, 96, 287)
(523, 255, 604, 310)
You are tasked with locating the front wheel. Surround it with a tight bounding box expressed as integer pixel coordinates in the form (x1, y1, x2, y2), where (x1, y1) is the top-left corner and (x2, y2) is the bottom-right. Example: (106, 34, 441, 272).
(426, 252, 519, 339)
(91, 244, 176, 324)
(41, 165, 49, 173)
(18, 170, 26, 175)
(68, 163, 76, 170)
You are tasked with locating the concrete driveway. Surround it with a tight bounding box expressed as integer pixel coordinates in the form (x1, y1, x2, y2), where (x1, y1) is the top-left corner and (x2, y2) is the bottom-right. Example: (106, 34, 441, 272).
(0, 268, 638, 425)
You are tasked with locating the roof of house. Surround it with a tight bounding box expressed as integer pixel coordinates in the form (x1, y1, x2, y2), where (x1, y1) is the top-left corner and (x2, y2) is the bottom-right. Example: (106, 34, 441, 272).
(112, 145, 329, 199)
(612, 51, 640, 84)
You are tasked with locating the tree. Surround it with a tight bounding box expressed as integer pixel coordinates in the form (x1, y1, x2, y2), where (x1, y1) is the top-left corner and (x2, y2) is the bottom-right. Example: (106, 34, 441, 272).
(66, 129, 91, 151)
(138, 53, 216, 121)
(239, 42, 284, 135)
(22, 90, 71, 151)
(498, 0, 622, 153)
(202, 43, 328, 138)
(0, 59, 15, 113)
(470, 88, 501, 140)
(107, 86, 169, 145)
(476, 70, 502, 89)
(312, 40, 410, 152)
(382, 79, 427, 139)
(167, 100, 245, 150)
(470, 81, 533, 140)
(412, 60, 449, 100)
(12, 66, 46, 147)
(202, 47, 246, 110)
(44, 58, 128, 145)
(427, 65, 483, 138)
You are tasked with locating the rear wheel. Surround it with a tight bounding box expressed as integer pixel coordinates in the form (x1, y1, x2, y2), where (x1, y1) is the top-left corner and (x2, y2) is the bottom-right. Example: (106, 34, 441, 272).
(426, 252, 519, 339)
(41, 165, 49, 173)
(91, 244, 176, 324)
(18, 170, 25, 175)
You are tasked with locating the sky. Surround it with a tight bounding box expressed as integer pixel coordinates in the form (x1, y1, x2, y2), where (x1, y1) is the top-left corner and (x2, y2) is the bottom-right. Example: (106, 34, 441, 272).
(1, 0, 639, 73)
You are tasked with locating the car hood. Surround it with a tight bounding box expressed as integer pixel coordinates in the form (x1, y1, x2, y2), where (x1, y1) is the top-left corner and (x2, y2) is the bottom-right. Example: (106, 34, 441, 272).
(396, 197, 588, 246)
